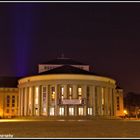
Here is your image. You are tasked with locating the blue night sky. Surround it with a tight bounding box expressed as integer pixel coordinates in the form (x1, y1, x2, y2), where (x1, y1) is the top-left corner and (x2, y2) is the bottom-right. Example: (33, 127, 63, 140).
(0, 2, 140, 93)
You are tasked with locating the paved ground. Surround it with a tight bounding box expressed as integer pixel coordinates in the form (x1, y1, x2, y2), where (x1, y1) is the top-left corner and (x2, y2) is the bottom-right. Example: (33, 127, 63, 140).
(0, 117, 140, 138)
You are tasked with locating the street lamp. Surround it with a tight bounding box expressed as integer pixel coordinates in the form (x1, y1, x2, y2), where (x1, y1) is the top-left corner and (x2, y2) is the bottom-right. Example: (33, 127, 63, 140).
(124, 110, 128, 118)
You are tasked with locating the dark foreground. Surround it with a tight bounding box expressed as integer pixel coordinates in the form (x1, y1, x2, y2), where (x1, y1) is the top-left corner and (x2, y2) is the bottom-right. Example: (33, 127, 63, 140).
(0, 117, 140, 138)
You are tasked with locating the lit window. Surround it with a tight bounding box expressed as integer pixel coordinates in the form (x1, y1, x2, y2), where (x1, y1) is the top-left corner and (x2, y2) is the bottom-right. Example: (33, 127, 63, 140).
(59, 107, 64, 116)
(101, 87, 104, 105)
(88, 108, 92, 115)
(69, 87, 72, 99)
(50, 107, 55, 116)
(43, 108, 46, 113)
(78, 87, 82, 100)
(35, 87, 39, 104)
(51, 87, 55, 101)
(60, 87, 64, 100)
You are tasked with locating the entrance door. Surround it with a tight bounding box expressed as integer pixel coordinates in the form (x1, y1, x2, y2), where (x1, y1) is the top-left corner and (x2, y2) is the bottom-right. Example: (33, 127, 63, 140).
(69, 107, 74, 116)
(78, 107, 84, 115)
(59, 107, 64, 116)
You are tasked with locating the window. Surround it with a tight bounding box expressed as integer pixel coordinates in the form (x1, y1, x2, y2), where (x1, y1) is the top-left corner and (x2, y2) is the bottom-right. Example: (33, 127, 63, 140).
(101, 88, 104, 105)
(78, 87, 82, 100)
(51, 87, 55, 101)
(6, 109, 9, 113)
(12, 96, 15, 107)
(35, 87, 39, 105)
(50, 107, 55, 116)
(12, 109, 15, 113)
(69, 87, 72, 99)
(60, 87, 64, 100)
(43, 108, 46, 113)
(88, 108, 92, 115)
(6, 95, 10, 107)
(117, 96, 120, 110)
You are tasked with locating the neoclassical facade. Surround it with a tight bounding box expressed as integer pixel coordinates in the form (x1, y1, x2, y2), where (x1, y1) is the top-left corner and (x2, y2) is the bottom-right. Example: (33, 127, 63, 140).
(18, 58, 124, 117)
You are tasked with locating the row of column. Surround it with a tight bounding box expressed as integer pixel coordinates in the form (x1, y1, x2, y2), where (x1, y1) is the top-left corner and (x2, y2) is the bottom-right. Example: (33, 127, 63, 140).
(18, 84, 115, 116)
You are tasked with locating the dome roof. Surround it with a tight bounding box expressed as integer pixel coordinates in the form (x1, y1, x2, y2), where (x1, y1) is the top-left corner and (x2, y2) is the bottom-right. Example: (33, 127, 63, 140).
(40, 58, 87, 65)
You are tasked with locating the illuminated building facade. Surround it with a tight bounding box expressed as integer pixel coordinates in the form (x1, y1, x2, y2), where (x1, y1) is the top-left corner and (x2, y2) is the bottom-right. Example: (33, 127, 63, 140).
(18, 58, 124, 117)
(0, 77, 18, 118)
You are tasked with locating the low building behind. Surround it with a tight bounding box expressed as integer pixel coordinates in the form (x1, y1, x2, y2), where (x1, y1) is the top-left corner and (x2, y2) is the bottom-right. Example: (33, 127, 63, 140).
(0, 77, 19, 118)
(115, 86, 124, 117)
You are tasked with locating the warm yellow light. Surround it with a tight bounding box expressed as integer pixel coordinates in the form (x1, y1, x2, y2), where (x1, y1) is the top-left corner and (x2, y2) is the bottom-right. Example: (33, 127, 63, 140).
(124, 110, 128, 115)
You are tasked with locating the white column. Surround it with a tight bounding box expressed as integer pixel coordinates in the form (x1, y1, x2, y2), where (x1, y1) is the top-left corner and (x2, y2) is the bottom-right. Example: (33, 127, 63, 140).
(24, 88, 26, 116)
(23, 88, 26, 116)
(82, 85, 87, 116)
(55, 85, 58, 116)
(104, 87, 108, 116)
(101, 87, 104, 116)
(35, 86, 39, 116)
(112, 88, 115, 116)
(109, 88, 112, 116)
(92, 86, 96, 116)
(18, 88, 21, 116)
(73, 85, 77, 116)
(20, 88, 23, 116)
(48, 85, 51, 116)
(64, 85, 67, 116)
(107, 87, 110, 116)
(26, 87, 29, 116)
(99, 87, 102, 116)
(39, 85, 42, 116)
(31, 86, 34, 116)
(97, 87, 101, 115)
(46, 85, 49, 116)
(24, 87, 28, 116)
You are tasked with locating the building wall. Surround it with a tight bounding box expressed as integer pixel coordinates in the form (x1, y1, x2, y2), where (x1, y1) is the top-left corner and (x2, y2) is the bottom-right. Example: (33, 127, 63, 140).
(115, 89, 124, 117)
(0, 88, 18, 118)
(18, 74, 123, 117)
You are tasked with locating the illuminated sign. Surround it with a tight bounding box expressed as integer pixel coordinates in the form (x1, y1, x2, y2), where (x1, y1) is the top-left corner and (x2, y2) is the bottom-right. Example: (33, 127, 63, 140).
(61, 99, 82, 105)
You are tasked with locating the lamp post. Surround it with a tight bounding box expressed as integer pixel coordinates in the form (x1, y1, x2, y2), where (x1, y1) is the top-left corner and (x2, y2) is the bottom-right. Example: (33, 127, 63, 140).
(135, 107, 139, 119)
(124, 110, 128, 119)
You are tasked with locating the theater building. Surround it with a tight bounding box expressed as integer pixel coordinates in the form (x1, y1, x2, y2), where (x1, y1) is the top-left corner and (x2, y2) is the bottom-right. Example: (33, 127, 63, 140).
(18, 57, 124, 117)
